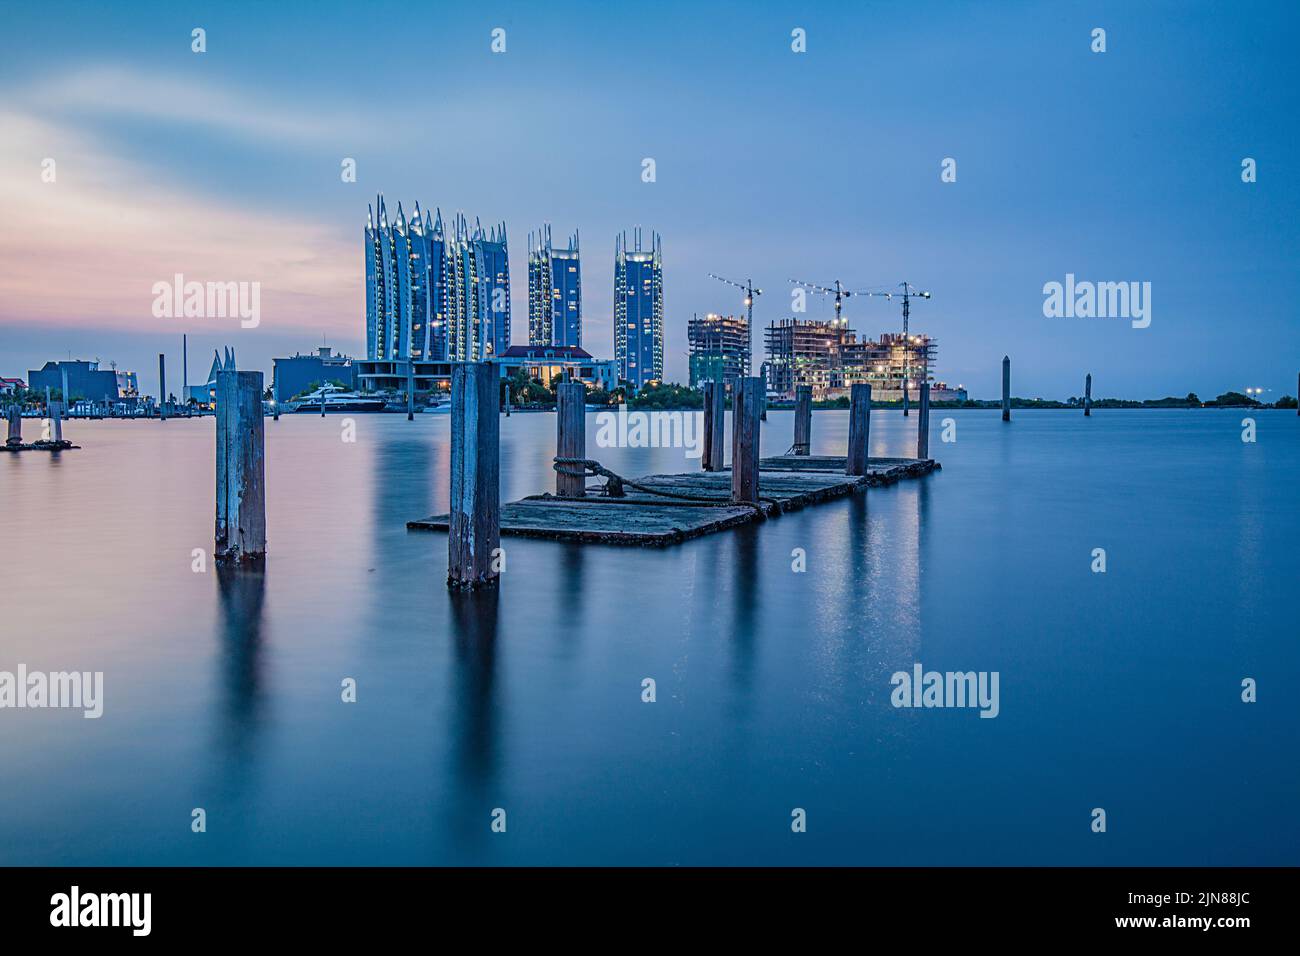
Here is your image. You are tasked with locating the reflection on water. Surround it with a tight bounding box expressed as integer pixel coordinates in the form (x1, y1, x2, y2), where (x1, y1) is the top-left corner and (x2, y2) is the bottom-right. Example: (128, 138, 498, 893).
(214, 564, 268, 772)
(1, 411, 1298, 865)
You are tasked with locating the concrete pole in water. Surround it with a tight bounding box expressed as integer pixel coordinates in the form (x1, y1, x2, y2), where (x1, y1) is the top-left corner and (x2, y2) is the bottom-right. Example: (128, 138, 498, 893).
(731, 375, 762, 504)
(917, 381, 931, 460)
(448, 362, 501, 589)
(5, 404, 21, 447)
(556, 380, 587, 497)
(1085, 373, 1092, 417)
(793, 384, 812, 455)
(214, 350, 267, 563)
(1001, 355, 1011, 422)
(50, 399, 63, 443)
(61, 367, 70, 415)
(158, 353, 167, 421)
(846, 383, 871, 476)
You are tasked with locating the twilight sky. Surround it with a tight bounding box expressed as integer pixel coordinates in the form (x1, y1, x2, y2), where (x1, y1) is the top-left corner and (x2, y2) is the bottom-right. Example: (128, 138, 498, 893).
(1, 0, 1296, 400)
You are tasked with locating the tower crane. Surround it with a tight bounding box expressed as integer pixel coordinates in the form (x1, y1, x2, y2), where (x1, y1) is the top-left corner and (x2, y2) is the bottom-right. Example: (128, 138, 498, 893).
(708, 273, 762, 377)
(789, 278, 860, 328)
(861, 282, 931, 416)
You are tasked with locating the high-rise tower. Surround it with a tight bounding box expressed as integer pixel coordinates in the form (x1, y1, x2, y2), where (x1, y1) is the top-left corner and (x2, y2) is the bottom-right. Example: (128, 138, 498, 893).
(613, 228, 663, 388)
(528, 225, 582, 348)
(365, 196, 508, 362)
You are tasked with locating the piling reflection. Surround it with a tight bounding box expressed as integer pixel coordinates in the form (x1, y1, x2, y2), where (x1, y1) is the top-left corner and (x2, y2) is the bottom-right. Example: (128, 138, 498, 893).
(446, 588, 501, 843)
(214, 563, 268, 760)
(728, 524, 761, 688)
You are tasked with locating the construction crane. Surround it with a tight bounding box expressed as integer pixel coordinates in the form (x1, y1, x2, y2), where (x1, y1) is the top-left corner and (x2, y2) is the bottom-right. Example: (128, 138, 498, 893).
(861, 283, 931, 416)
(709, 273, 762, 377)
(789, 278, 862, 328)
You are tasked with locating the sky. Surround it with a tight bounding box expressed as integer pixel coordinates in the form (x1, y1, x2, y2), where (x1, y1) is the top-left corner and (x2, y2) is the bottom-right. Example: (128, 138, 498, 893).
(1, 0, 1297, 400)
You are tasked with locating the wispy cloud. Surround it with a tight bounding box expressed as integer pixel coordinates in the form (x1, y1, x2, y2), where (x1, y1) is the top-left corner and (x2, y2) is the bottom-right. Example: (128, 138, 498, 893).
(24, 64, 369, 145)
(0, 68, 357, 337)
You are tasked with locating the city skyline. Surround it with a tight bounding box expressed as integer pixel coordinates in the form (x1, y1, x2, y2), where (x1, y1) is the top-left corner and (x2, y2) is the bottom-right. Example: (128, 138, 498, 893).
(1, 2, 1297, 400)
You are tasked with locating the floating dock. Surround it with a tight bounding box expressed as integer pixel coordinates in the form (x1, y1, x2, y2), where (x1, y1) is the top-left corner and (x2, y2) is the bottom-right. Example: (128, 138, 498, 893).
(408, 456, 938, 547)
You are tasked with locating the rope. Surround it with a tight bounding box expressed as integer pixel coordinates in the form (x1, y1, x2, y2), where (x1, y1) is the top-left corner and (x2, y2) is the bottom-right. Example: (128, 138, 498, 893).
(553, 457, 779, 515)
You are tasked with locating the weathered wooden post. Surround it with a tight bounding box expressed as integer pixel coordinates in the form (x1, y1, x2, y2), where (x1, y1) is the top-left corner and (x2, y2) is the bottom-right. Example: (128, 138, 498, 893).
(61, 366, 70, 413)
(846, 383, 871, 476)
(214, 350, 266, 563)
(1001, 355, 1011, 422)
(556, 379, 586, 497)
(731, 375, 762, 503)
(5, 405, 21, 447)
(448, 362, 501, 589)
(407, 359, 415, 421)
(793, 384, 812, 455)
(702, 380, 725, 471)
(49, 400, 63, 443)
(158, 353, 168, 421)
(917, 381, 931, 459)
(1084, 373, 1092, 417)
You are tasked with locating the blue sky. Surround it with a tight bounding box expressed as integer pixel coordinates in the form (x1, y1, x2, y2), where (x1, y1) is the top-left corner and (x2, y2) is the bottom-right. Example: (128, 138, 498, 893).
(1, 0, 1296, 399)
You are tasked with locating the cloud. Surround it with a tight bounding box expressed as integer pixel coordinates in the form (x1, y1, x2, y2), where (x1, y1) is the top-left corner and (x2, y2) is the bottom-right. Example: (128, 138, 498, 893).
(24, 64, 368, 146)
(0, 72, 357, 339)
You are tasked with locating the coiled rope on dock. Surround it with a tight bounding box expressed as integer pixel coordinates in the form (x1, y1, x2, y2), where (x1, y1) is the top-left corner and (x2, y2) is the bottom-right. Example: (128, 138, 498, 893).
(552, 457, 778, 516)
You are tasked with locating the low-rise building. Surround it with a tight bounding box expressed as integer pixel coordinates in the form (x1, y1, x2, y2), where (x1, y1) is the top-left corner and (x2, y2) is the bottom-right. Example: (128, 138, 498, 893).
(27, 360, 122, 403)
(272, 347, 358, 403)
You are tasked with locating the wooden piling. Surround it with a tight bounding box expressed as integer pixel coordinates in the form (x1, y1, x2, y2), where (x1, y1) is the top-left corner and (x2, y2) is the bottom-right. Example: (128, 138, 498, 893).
(702, 381, 725, 471)
(556, 380, 586, 498)
(50, 400, 63, 443)
(158, 353, 167, 421)
(846, 383, 871, 476)
(701, 382, 715, 470)
(214, 351, 266, 563)
(448, 362, 501, 589)
(793, 384, 812, 455)
(407, 359, 415, 421)
(1084, 373, 1092, 417)
(1001, 355, 1011, 422)
(5, 405, 21, 447)
(917, 381, 931, 460)
(731, 375, 762, 503)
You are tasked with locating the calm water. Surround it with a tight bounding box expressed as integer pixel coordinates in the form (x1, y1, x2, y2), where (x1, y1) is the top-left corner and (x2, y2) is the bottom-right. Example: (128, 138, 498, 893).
(1, 409, 1296, 865)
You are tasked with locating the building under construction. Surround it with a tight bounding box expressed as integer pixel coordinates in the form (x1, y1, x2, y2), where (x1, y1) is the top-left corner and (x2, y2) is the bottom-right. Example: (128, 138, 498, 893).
(764, 319, 938, 401)
(687, 312, 751, 386)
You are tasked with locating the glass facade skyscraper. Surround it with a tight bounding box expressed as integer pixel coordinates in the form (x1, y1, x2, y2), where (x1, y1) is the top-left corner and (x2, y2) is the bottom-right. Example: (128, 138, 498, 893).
(613, 228, 663, 388)
(527, 225, 582, 348)
(364, 195, 509, 362)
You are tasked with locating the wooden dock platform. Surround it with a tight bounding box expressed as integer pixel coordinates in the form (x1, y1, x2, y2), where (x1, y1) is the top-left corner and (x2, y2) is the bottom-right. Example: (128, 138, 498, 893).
(408, 457, 938, 547)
